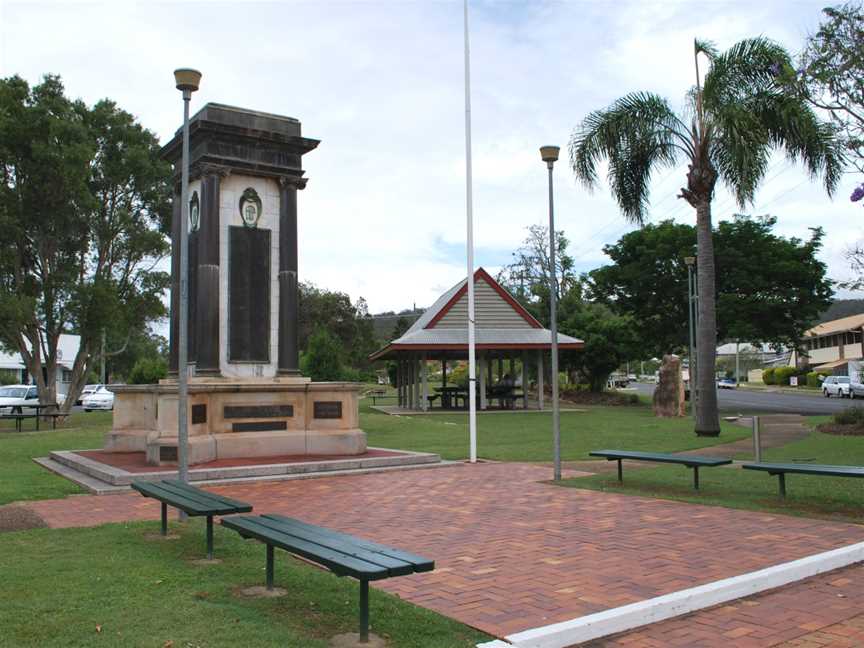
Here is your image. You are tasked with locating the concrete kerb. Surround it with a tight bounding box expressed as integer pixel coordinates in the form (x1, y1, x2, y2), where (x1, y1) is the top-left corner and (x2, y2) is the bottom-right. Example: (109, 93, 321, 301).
(477, 541, 864, 648)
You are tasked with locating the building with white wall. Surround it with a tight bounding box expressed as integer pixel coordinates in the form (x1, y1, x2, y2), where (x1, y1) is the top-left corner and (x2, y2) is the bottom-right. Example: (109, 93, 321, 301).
(0, 334, 81, 395)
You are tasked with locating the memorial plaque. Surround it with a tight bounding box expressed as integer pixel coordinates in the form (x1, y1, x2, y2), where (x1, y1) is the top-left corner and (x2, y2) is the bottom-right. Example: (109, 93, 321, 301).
(313, 401, 342, 419)
(224, 405, 293, 419)
(191, 404, 207, 424)
(232, 421, 288, 432)
(160, 446, 178, 462)
(228, 226, 271, 362)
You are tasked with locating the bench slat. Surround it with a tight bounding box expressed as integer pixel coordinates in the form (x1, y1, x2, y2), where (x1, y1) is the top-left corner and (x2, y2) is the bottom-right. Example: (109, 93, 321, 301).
(263, 515, 434, 572)
(251, 516, 416, 576)
(131, 481, 249, 516)
(222, 516, 391, 579)
(162, 479, 253, 511)
(742, 463, 864, 477)
(589, 450, 732, 467)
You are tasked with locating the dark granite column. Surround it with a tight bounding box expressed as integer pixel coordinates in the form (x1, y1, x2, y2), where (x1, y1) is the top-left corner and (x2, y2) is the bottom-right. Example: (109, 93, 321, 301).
(195, 171, 221, 374)
(277, 176, 306, 375)
(168, 184, 181, 375)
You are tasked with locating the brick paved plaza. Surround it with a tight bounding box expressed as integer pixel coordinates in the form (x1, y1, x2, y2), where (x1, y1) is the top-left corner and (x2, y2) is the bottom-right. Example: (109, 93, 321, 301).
(23, 463, 864, 644)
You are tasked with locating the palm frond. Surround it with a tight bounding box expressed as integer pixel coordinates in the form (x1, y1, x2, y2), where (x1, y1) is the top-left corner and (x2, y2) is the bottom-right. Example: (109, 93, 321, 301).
(702, 37, 791, 109)
(694, 38, 719, 60)
(568, 92, 690, 223)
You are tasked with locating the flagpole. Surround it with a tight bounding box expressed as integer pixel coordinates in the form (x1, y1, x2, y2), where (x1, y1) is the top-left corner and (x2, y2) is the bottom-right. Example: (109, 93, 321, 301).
(464, 0, 477, 463)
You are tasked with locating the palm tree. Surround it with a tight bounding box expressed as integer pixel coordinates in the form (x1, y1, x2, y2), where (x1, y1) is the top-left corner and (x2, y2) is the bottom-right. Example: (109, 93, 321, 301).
(569, 38, 844, 435)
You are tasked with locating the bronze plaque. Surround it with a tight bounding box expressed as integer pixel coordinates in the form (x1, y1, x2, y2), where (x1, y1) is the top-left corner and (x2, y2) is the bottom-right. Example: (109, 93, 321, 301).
(313, 401, 342, 419)
(224, 405, 293, 419)
(232, 421, 288, 432)
(191, 404, 207, 424)
(160, 446, 178, 462)
(228, 226, 271, 362)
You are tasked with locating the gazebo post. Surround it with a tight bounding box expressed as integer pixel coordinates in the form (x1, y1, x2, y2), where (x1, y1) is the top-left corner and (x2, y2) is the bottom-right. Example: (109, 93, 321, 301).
(537, 350, 545, 410)
(442, 356, 447, 388)
(521, 351, 528, 409)
(479, 353, 487, 410)
(396, 357, 401, 407)
(498, 356, 504, 382)
(420, 354, 428, 411)
(413, 355, 420, 410)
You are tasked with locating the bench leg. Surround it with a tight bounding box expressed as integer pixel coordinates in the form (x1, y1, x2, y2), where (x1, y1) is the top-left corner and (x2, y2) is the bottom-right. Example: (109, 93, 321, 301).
(617, 459, 623, 483)
(266, 544, 274, 591)
(359, 579, 369, 643)
(778, 473, 786, 498)
(36, 414, 40, 431)
(161, 502, 168, 536)
(206, 516, 214, 560)
(692, 466, 700, 491)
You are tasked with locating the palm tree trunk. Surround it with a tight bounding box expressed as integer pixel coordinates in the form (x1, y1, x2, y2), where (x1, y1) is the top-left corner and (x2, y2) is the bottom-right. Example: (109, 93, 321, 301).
(695, 201, 720, 435)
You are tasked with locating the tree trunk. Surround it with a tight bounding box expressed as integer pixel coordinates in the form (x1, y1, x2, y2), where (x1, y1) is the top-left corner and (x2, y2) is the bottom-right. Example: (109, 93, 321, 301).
(694, 201, 720, 435)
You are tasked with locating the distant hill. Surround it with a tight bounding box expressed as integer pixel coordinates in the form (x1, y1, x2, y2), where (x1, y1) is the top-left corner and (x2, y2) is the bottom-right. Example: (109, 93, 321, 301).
(818, 299, 864, 324)
(370, 308, 424, 343)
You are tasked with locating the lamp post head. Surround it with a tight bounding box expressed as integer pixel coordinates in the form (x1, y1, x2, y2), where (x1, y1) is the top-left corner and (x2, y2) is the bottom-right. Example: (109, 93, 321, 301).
(174, 68, 202, 93)
(540, 145, 560, 169)
(684, 256, 696, 267)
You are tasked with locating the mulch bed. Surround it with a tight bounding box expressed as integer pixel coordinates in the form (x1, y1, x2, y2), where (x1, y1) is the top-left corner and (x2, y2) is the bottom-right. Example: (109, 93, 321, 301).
(0, 504, 48, 533)
(816, 423, 864, 437)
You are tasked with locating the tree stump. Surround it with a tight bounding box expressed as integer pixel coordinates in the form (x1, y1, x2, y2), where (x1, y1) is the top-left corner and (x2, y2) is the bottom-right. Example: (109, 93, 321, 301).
(653, 354, 685, 417)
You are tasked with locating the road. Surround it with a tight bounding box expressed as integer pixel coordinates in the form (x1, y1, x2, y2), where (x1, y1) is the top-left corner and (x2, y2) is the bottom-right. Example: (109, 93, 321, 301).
(631, 382, 854, 416)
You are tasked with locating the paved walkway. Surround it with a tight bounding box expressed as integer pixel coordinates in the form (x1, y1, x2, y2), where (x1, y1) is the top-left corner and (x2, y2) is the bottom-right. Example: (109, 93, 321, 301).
(22, 463, 863, 639)
(589, 564, 864, 647)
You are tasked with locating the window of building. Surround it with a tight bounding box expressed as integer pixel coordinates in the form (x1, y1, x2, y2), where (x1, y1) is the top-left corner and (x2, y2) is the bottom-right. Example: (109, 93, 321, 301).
(61, 369, 73, 383)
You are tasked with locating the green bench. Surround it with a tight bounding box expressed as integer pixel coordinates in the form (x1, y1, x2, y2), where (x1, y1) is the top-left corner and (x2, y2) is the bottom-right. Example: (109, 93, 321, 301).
(222, 514, 434, 643)
(742, 462, 864, 497)
(131, 479, 252, 559)
(589, 450, 733, 490)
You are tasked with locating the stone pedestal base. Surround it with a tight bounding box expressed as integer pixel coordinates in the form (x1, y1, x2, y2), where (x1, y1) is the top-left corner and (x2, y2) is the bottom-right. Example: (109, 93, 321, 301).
(104, 377, 366, 466)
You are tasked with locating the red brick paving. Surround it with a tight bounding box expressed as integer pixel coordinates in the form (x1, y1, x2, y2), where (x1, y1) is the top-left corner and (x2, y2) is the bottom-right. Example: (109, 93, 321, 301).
(76, 448, 406, 472)
(590, 565, 864, 648)
(22, 462, 864, 639)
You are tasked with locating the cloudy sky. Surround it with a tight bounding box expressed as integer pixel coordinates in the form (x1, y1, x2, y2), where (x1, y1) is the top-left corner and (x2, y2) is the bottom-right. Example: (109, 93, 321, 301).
(2, 0, 861, 315)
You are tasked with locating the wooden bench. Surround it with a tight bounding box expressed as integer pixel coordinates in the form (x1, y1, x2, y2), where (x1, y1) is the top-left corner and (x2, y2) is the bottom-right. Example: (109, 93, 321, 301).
(742, 462, 864, 497)
(589, 450, 733, 490)
(131, 479, 252, 559)
(222, 514, 434, 643)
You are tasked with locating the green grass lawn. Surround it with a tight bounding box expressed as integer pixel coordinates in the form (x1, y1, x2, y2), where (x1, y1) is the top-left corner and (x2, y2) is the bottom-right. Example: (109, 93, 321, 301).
(361, 401, 749, 462)
(0, 519, 488, 648)
(561, 427, 864, 523)
(0, 411, 110, 505)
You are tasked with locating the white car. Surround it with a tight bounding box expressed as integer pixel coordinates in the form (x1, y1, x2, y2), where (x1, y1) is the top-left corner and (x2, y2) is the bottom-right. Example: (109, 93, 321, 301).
(822, 376, 852, 398)
(82, 387, 114, 411)
(0, 385, 39, 414)
(76, 384, 103, 406)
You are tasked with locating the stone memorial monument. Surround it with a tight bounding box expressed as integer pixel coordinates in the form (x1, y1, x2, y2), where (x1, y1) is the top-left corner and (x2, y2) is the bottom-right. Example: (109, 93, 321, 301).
(652, 354, 686, 417)
(104, 104, 366, 465)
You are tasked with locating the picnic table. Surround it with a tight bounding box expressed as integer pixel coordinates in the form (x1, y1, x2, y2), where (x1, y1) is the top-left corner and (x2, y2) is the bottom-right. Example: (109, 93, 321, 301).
(0, 403, 64, 432)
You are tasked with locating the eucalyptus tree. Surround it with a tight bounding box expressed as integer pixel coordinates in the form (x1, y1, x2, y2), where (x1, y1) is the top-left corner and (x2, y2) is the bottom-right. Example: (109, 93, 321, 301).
(569, 38, 844, 435)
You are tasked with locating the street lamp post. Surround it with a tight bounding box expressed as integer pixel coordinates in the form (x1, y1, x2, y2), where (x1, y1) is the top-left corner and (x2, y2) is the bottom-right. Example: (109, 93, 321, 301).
(540, 145, 561, 481)
(684, 255, 697, 422)
(174, 68, 201, 495)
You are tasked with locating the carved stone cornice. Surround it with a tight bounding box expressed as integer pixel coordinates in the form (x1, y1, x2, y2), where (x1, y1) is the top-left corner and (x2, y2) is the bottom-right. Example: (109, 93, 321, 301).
(278, 175, 308, 191)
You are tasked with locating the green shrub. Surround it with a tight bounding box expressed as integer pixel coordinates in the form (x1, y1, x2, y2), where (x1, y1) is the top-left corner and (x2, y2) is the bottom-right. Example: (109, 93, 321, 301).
(762, 368, 776, 385)
(302, 330, 343, 382)
(128, 356, 168, 384)
(772, 366, 798, 386)
(806, 371, 830, 388)
(833, 406, 864, 426)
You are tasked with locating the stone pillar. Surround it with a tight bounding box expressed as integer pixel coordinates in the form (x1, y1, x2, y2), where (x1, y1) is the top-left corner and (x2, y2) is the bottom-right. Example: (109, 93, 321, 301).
(195, 171, 221, 375)
(168, 184, 181, 375)
(277, 177, 305, 375)
(537, 350, 545, 410)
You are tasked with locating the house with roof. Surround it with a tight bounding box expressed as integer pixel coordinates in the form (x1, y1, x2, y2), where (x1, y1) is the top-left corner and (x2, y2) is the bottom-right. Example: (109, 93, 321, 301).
(369, 268, 583, 411)
(789, 313, 864, 373)
(0, 334, 81, 395)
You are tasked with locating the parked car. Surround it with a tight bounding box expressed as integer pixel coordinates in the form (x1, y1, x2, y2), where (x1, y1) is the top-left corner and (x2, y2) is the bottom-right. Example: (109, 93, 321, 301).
(76, 384, 103, 406)
(82, 387, 114, 412)
(0, 385, 39, 414)
(717, 378, 737, 389)
(822, 375, 852, 398)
